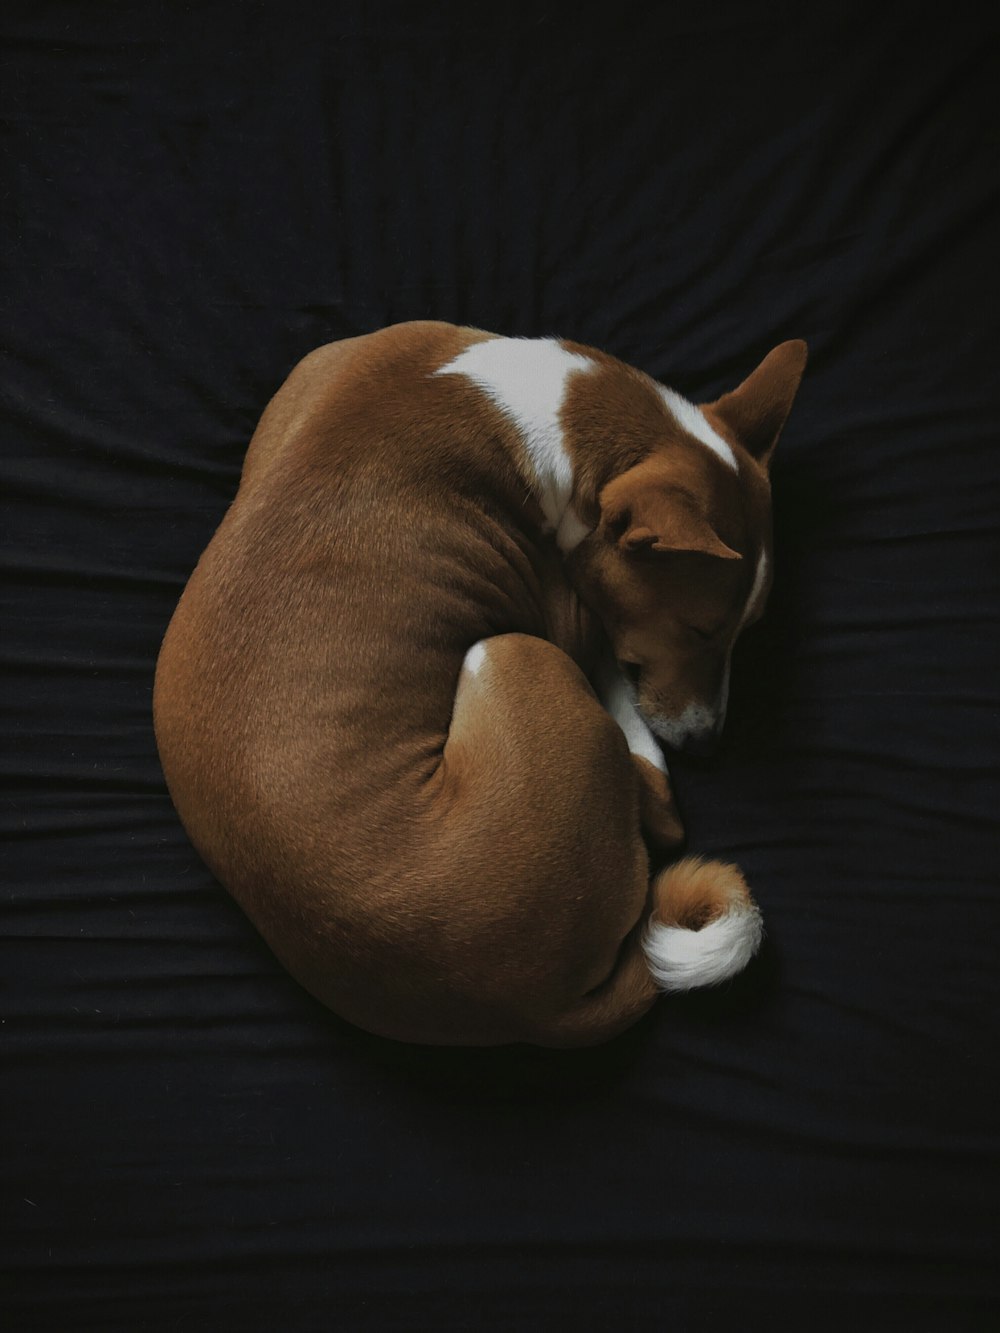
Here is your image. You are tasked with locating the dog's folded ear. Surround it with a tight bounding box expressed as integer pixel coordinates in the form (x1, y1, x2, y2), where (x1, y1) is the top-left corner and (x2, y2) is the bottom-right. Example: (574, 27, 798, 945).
(599, 470, 741, 560)
(704, 339, 808, 468)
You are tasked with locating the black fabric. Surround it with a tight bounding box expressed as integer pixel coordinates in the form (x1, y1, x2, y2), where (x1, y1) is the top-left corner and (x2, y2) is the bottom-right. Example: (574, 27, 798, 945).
(4, 3, 999, 1328)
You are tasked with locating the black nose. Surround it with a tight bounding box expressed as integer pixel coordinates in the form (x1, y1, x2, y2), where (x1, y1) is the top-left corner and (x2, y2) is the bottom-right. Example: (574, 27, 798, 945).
(679, 727, 722, 758)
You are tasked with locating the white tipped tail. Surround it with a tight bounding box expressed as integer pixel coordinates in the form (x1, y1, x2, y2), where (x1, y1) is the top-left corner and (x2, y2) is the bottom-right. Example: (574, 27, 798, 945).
(642, 856, 764, 992)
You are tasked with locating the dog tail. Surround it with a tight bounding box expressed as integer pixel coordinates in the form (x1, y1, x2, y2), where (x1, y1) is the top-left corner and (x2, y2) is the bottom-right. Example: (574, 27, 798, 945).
(533, 856, 763, 1048)
(642, 855, 763, 991)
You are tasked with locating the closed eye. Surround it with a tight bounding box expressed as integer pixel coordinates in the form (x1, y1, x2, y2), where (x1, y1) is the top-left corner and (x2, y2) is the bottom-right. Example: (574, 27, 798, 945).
(620, 661, 642, 689)
(686, 623, 715, 641)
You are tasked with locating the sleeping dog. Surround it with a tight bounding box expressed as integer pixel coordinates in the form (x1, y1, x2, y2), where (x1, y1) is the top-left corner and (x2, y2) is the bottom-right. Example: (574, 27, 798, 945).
(153, 322, 806, 1047)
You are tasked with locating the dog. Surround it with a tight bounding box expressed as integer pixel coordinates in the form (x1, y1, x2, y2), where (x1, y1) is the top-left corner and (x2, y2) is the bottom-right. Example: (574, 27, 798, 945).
(153, 321, 806, 1047)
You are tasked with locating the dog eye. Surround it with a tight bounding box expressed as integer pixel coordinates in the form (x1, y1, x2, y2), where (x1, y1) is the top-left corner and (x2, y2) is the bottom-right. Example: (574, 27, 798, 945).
(620, 661, 642, 688)
(685, 623, 715, 641)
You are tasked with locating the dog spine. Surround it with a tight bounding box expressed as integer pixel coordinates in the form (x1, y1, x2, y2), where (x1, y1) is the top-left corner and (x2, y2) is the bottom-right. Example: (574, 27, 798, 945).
(642, 856, 764, 991)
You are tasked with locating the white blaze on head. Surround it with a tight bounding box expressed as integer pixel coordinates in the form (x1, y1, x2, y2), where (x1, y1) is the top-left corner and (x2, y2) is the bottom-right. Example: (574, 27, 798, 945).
(435, 337, 594, 550)
(740, 549, 769, 629)
(657, 385, 738, 473)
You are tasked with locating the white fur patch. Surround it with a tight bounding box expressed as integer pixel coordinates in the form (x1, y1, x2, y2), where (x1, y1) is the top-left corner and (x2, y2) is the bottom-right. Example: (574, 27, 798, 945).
(740, 549, 769, 628)
(462, 640, 488, 678)
(717, 661, 732, 721)
(597, 658, 667, 773)
(658, 386, 738, 472)
(648, 700, 718, 748)
(435, 337, 594, 551)
(643, 902, 763, 991)
(555, 507, 590, 553)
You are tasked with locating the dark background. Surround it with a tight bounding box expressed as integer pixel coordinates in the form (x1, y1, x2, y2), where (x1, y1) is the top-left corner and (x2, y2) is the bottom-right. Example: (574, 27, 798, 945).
(3, 3, 999, 1329)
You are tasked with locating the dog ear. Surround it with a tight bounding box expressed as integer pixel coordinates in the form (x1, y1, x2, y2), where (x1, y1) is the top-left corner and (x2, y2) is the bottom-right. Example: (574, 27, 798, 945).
(599, 471, 741, 560)
(704, 339, 808, 468)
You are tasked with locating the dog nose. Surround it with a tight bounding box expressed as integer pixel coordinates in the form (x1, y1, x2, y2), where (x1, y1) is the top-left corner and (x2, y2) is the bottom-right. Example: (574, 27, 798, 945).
(679, 724, 723, 757)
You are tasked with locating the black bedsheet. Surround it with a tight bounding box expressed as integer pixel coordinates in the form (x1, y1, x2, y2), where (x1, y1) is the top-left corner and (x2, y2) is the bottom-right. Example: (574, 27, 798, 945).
(4, 4, 998, 1328)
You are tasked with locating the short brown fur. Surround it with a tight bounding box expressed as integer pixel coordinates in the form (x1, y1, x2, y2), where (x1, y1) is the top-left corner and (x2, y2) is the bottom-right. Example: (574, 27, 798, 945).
(154, 322, 805, 1046)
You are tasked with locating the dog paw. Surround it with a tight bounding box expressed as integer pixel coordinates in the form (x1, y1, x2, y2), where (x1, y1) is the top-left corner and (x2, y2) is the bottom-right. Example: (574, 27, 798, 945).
(634, 757, 685, 852)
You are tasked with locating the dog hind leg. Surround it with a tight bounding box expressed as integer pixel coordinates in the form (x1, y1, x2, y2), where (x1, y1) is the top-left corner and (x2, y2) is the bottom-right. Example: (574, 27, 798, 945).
(433, 635, 763, 1047)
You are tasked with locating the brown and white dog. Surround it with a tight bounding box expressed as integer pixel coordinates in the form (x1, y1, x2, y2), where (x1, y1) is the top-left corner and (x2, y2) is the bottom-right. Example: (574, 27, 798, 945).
(153, 321, 806, 1047)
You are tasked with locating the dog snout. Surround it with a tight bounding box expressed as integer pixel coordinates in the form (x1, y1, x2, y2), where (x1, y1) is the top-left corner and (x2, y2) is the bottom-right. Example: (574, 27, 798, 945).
(648, 705, 724, 753)
(679, 671, 730, 754)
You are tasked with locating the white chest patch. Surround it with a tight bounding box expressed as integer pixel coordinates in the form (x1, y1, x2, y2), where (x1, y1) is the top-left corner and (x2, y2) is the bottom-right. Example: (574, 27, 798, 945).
(657, 385, 739, 473)
(435, 337, 595, 551)
(596, 657, 668, 774)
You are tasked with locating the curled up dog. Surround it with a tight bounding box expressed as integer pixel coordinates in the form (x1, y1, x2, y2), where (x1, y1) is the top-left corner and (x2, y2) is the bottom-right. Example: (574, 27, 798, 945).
(153, 322, 807, 1047)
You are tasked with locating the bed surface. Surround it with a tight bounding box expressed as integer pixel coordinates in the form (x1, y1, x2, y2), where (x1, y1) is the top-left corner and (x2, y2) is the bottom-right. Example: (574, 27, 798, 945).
(4, 4, 998, 1328)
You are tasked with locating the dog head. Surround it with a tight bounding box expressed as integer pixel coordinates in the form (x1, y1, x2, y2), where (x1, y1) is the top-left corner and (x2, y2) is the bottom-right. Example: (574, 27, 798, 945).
(571, 341, 807, 754)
